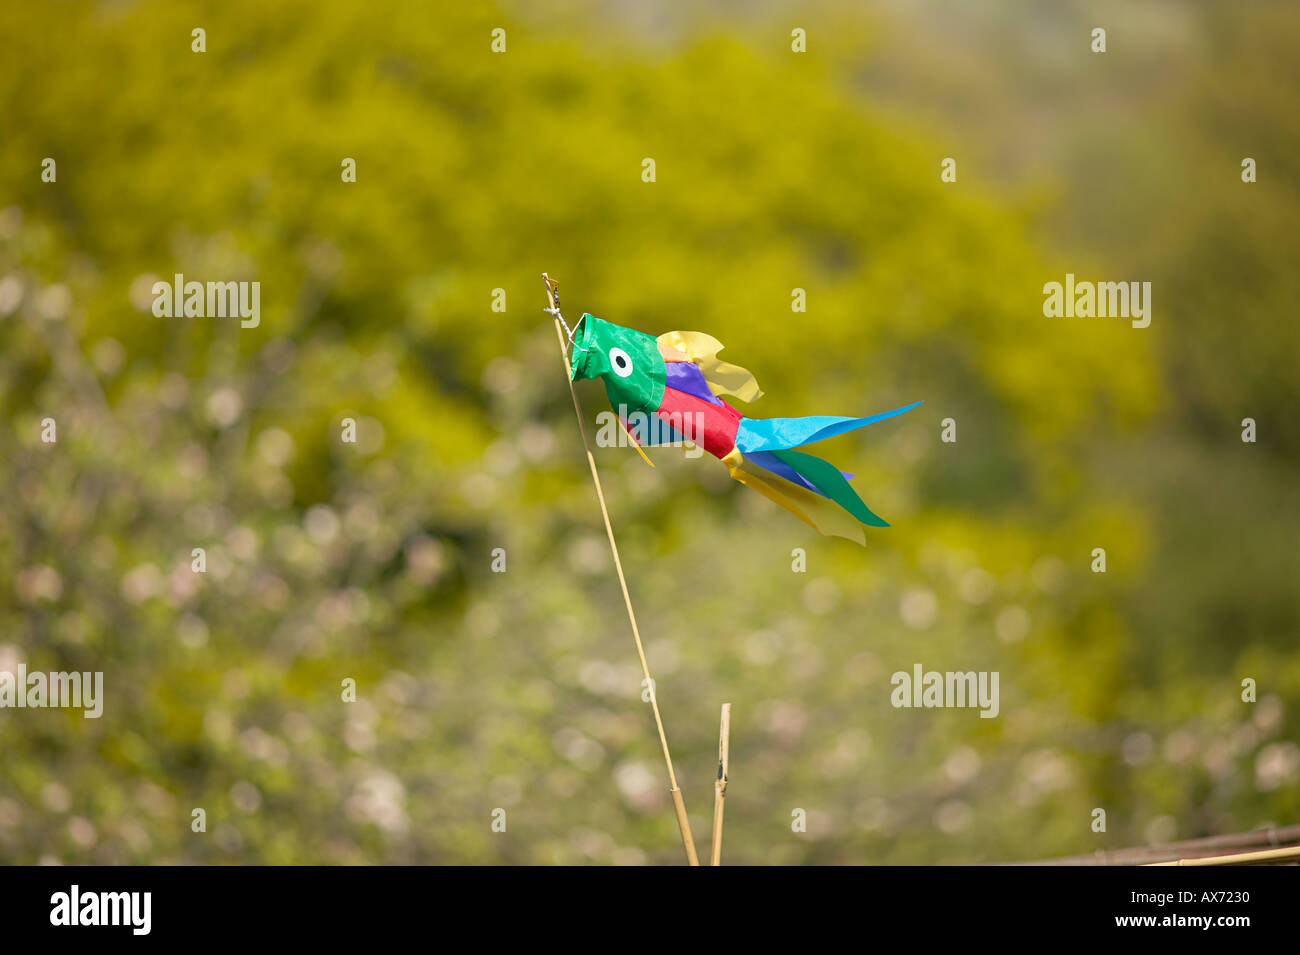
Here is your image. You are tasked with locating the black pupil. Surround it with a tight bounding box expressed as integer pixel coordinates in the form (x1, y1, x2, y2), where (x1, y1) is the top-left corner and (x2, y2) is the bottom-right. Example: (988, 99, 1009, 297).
(615, 355, 626, 367)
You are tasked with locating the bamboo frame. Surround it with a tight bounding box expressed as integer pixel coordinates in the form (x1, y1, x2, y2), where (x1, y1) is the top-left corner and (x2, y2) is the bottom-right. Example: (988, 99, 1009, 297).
(544, 274, 700, 866)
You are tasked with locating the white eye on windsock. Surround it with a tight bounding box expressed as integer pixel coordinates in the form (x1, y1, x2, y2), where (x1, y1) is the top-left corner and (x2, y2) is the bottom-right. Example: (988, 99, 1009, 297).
(609, 347, 633, 378)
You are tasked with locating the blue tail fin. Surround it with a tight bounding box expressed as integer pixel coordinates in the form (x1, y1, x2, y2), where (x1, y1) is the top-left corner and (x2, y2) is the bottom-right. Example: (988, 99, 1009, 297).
(734, 401, 922, 453)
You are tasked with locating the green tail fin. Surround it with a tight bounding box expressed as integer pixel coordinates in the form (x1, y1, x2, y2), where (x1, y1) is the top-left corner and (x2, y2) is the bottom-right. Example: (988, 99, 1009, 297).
(770, 448, 890, 527)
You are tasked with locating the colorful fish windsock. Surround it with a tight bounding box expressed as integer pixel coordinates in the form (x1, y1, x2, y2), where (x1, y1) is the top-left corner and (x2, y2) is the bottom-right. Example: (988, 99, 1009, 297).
(568, 313, 922, 544)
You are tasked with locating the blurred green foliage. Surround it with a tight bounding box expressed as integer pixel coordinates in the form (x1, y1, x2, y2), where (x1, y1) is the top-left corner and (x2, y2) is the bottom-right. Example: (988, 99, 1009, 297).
(0, 0, 1295, 864)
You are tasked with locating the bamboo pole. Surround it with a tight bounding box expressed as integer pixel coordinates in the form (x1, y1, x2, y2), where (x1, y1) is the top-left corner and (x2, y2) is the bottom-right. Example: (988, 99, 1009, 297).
(1020, 823, 1300, 866)
(544, 274, 700, 866)
(1145, 844, 1300, 866)
(711, 702, 731, 866)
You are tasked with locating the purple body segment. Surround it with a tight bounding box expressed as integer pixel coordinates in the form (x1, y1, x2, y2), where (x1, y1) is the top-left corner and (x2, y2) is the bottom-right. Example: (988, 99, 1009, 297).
(664, 361, 723, 407)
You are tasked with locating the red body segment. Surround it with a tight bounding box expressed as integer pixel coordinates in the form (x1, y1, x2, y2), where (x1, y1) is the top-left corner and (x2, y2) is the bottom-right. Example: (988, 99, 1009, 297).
(655, 387, 743, 460)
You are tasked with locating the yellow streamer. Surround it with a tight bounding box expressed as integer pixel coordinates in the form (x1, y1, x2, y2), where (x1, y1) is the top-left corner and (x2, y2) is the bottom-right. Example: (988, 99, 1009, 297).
(657, 330, 764, 403)
(721, 449, 865, 544)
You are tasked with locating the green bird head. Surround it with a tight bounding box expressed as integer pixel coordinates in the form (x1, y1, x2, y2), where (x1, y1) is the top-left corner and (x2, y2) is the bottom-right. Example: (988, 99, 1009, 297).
(568, 313, 666, 417)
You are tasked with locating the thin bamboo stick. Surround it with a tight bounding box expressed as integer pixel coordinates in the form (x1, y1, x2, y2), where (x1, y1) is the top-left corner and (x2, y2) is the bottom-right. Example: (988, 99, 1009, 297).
(544, 274, 700, 866)
(1020, 823, 1300, 866)
(1145, 844, 1300, 866)
(711, 702, 731, 866)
